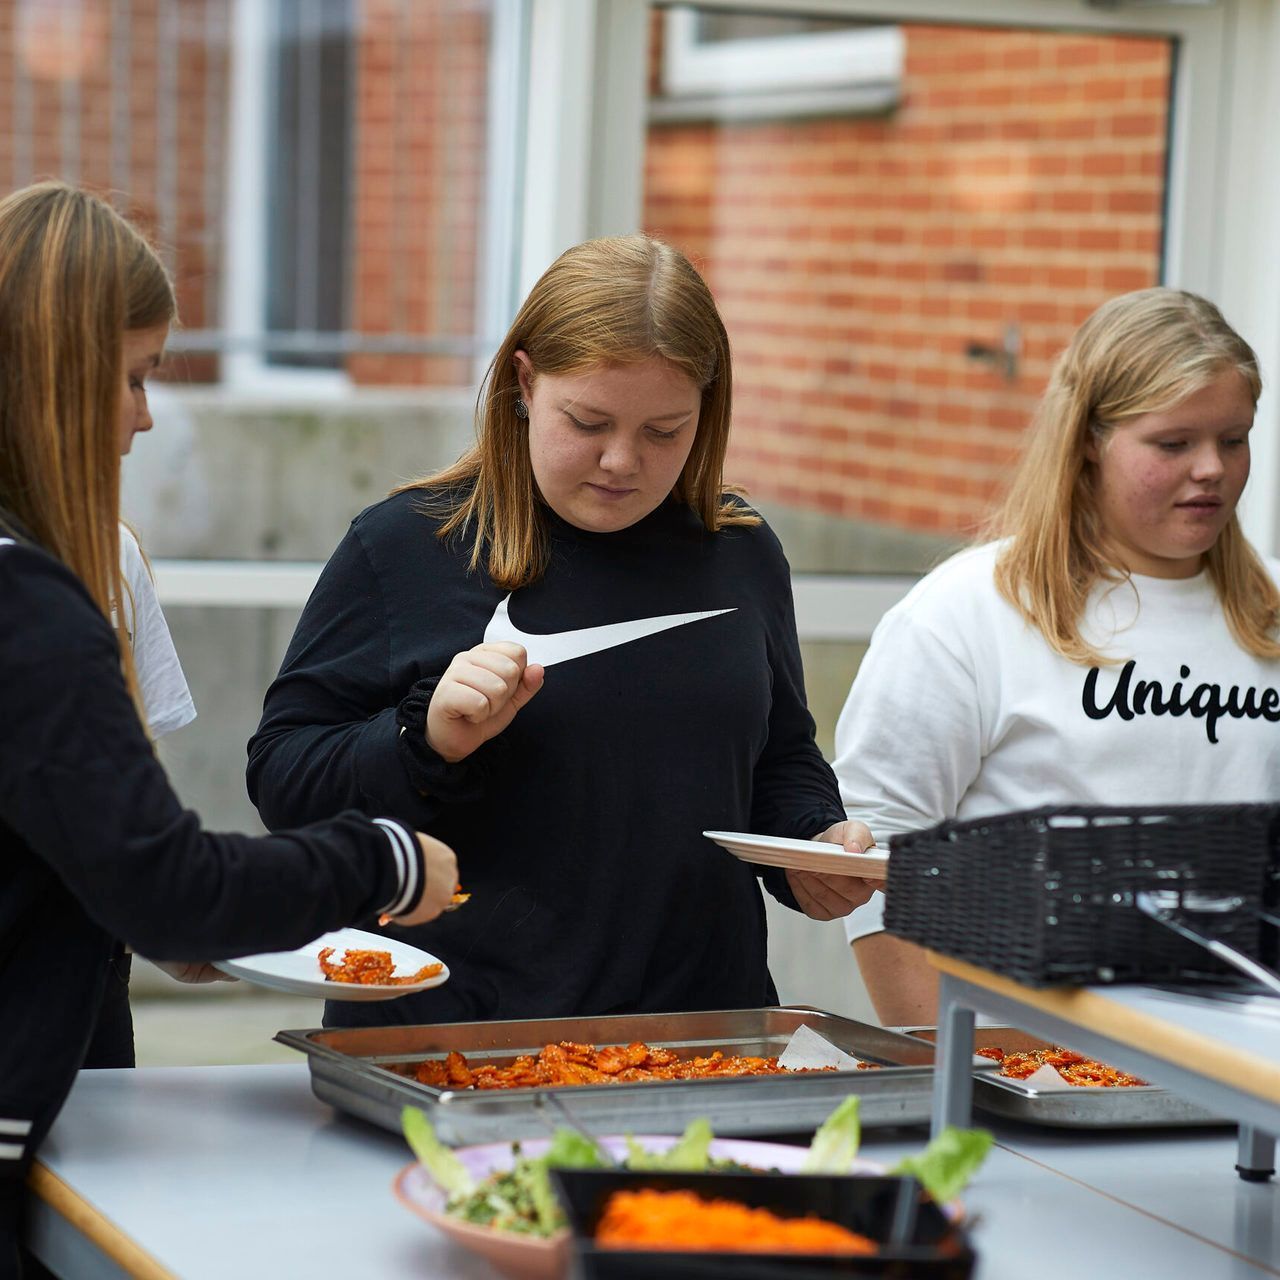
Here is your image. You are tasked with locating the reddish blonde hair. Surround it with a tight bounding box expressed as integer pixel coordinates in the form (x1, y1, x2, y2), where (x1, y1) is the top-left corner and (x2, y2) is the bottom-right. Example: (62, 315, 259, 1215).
(398, 234, 756, 588)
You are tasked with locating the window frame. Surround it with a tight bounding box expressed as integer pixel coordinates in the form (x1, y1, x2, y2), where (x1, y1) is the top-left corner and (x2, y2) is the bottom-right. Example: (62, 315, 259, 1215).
(654, 8, 903, 121)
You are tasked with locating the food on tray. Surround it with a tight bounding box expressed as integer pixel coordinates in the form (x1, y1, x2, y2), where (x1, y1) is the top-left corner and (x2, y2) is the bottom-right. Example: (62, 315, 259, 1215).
(411, 1039, 853, 1090)
(976, 1045, 1147, 1087)
(317, 947, 444, 986)
(595, 1187, 878, 1254)
(401, 1097, 993, 1242)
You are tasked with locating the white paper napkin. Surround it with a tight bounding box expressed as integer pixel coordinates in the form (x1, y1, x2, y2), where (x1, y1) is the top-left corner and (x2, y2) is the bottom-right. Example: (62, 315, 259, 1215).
(777, 1023, 865, 1071)
(1019, 1063, 1076, 1092)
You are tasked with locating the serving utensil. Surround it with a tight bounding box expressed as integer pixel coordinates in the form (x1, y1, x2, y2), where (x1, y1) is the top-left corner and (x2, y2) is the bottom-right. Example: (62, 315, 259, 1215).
(1134, 890, 1280, 998)
(535, 1090, 619, 1167)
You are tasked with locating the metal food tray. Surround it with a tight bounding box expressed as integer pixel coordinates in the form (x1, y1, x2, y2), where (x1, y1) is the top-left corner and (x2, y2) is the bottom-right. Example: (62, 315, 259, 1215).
(906, 1027, 1224, 1129)
(276, 1006, 937, 1144)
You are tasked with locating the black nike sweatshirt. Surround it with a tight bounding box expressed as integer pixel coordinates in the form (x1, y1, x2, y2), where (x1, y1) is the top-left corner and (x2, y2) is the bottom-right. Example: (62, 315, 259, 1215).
(248, 490, 846, 1026)
(0, 530, 422, 1266)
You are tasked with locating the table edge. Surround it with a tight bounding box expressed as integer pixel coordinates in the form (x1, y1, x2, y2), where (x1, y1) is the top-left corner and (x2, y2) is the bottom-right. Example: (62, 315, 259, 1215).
(28, 1161, 176, 1280)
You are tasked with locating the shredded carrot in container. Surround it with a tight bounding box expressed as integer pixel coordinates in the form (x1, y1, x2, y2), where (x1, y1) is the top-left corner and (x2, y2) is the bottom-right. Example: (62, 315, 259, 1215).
(317, 947, 442, 985)
(595, 1188, 878, 1255)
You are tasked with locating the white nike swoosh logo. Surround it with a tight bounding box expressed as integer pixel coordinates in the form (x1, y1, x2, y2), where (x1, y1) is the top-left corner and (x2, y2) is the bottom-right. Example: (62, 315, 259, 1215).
(484, 595, 735, 667)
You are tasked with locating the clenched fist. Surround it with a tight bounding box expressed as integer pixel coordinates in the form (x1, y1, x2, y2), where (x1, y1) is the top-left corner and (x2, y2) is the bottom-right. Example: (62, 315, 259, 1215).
(426, 642, 544, 763)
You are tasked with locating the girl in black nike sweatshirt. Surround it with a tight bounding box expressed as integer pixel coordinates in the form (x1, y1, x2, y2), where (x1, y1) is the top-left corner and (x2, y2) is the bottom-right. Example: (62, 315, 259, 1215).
(0, 184, 458, 1278)
(249, 235, 877, 1031)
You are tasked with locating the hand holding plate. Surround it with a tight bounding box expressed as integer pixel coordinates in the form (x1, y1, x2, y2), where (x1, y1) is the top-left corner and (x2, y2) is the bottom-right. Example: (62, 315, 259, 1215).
(787, 820, 879, 921)
(152, 960, 239, 984)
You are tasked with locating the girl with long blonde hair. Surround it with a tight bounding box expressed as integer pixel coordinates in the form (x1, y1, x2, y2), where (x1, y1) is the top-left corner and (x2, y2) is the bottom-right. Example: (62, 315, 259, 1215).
(249, 234, 873, 1033)
(832, 287, 1280, 1026)
(0, 183, 457, 1271)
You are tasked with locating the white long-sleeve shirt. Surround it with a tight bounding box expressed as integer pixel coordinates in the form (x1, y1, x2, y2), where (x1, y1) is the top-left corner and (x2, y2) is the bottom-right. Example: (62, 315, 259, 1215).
(836, 541, 1280, 941)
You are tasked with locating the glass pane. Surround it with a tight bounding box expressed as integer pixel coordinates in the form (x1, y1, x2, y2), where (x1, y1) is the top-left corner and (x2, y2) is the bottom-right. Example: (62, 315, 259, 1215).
(645, 8, 1172, 577)
(265, 0, 353, 368)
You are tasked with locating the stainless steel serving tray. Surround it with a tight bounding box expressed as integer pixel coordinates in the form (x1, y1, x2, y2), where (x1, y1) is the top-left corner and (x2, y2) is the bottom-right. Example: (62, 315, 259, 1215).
(906, 1027, 1223, 1129)
(276, 1006, 938, 1143)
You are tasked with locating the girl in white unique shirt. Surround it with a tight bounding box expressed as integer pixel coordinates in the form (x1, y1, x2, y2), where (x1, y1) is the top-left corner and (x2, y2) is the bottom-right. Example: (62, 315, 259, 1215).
(834, 288, 1280, 1025)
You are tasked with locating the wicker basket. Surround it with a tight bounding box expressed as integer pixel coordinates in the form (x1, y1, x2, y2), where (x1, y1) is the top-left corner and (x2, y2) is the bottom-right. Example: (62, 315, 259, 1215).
(884, 804, 1277, 987)
(1265, 825, 1280, 972)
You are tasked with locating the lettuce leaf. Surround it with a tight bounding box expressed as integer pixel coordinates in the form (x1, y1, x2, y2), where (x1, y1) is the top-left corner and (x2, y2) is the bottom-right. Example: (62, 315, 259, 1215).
(623, 1119, 715, 1171)
(516, 1159, 563, 1234)
(542, 1127, 609, 1169)
(890, 1126, 993, 1203)
(402, 1106, 473, 1198)
(801, 1096, 862, 1172)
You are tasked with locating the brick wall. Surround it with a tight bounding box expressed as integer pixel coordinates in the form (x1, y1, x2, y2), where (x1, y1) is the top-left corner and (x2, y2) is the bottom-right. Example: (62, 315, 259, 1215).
(644, 24, 1170, 538)
(347, 0, 489, 388)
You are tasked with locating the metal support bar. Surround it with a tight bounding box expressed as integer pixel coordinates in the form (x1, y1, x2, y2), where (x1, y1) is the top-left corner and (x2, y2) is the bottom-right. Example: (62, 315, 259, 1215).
(931, 973, 975, 1138)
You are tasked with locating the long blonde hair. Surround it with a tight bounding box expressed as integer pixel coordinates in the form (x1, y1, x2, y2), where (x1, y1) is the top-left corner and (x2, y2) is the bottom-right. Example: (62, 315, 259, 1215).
(987, 287, 1277, 665)
(398, 234, 757, 589)
(0, 182, 176, 714)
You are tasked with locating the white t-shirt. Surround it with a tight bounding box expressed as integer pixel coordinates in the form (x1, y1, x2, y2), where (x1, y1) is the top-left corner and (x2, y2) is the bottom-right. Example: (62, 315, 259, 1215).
(119, 525, 196, 738)
(836, 541, 1280, 941)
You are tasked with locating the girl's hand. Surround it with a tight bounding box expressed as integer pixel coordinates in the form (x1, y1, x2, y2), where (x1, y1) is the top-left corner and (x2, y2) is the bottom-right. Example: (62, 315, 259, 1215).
(154, 960, 239, 984)
(787, 820, 879, 920)
(426, 642, 544, 763)
(392, 832, 461, 926)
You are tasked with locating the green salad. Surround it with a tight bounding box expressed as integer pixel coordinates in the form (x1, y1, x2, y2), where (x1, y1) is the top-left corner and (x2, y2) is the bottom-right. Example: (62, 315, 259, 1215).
(403, 1097, 992, 1239)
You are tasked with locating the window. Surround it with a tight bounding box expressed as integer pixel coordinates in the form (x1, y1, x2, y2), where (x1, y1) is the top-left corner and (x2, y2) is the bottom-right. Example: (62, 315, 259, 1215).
(264, 0, 354, 370)
(656, 7, 902, 122)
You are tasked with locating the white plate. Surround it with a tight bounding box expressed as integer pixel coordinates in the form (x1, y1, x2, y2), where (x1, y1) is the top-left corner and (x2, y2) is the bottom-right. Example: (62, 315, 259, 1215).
(214, 927, 450, 1000)
(704, 830, 889, 879)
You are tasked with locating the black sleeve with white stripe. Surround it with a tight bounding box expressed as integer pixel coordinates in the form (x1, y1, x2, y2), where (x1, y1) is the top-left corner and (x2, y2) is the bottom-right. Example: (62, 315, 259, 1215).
(0, 1116, 31, 1168)
(0, 545, 418, 961)
(372, 818, 424, 917)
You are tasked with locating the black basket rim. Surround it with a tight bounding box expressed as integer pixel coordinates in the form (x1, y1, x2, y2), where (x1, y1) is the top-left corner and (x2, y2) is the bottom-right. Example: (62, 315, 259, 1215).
(890, 802, 1279, 851)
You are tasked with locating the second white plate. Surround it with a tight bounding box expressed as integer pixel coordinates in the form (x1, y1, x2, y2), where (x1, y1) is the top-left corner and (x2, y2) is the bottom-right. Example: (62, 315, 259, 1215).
(704, 830, 889, 878)
(214, 927, 450, 1000)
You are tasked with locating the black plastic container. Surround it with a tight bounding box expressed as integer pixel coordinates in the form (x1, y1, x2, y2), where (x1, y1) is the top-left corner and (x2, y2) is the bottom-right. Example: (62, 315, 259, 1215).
(552, 1169, 976, 1279)
(884, 803, 1277, 987)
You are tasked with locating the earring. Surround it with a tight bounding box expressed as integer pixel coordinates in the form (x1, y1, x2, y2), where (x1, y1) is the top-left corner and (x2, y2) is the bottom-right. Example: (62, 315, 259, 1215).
(514, 398, 529, 419)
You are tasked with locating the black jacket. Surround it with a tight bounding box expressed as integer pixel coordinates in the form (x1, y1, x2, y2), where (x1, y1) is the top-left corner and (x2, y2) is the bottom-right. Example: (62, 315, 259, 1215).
(0, 533, 423, 1271)
(248, 491, 845, 1027)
